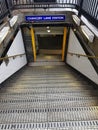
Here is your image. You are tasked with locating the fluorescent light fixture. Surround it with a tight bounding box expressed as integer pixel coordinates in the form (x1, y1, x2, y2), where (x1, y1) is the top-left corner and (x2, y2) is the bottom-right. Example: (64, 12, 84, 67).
(10, 15, 18, 27)
(47, 30, 51, 33)
(0, 27, 10, 43)
(72, 15, 80, 26)
(81, 25, 94, 43)
(81, 15, 98, 37)
(47, 26, 49, 29)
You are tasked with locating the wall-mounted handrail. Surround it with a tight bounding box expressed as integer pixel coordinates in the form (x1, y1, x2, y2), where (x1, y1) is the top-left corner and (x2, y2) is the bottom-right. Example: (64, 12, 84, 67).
(68, 52, 98, 59)
(0, 53, 25, 61)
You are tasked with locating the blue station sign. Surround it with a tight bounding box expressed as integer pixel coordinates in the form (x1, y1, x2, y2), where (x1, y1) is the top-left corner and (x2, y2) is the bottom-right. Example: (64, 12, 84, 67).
(25, 15, 65, 22)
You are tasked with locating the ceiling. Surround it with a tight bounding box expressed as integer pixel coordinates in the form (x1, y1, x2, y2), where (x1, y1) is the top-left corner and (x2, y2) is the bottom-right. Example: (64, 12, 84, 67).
(34, 26, 64, 35)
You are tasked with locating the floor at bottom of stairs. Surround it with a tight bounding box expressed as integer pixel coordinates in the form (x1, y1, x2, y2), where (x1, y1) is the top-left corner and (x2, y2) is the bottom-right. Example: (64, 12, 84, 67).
(0, 56, 98, 130)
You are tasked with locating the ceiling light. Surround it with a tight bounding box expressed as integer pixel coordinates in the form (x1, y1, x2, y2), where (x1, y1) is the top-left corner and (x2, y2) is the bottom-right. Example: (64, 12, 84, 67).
(0, 27, 10, 43)
(72, 15, 80, 26)
(10, 15, 18, 27)
(47, 30, 51, 33)
(81, 25, 94, 42)
(47, 26, 49, 29)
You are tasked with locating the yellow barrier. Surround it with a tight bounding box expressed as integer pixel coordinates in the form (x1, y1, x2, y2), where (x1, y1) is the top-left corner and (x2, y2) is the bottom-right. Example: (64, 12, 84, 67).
(30, 27, 36, 62)
(62, 27, 67, 61)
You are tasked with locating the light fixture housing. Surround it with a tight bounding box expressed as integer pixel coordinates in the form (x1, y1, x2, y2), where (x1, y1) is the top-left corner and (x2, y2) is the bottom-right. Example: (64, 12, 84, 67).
(47, 30, 51, 33)
(0, 27, 10, 43)
(47, 26, 49, 29)
(9, 15, 18, 27)
(81, 25, 94, 43)
(72, 15, 80, 26)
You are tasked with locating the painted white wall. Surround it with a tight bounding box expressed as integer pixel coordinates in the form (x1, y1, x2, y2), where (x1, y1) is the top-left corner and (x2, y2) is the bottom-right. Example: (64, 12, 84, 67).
(66, 29, 98, 85)
(0, 29, 27, 84)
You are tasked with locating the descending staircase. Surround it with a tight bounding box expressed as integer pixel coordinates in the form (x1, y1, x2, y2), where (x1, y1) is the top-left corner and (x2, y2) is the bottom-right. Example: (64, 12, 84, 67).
(0, 55, 98, 130)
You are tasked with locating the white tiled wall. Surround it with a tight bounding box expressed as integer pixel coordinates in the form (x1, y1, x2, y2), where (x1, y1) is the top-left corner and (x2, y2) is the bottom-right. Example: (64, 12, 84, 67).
(0, 29, 27, 84)
(66, 29, 98, 85)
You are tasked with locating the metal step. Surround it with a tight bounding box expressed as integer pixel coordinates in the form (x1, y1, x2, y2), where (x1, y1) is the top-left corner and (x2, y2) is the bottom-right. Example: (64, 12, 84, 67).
(0, 121, 98, 130)
(0, 99, 98, 110)
(28, 61, 64, 66)
(0, 90, 98, 96)
(2, 104, 98, 124)
(0, 95, 98, 103)
(0, 57, 98, 130)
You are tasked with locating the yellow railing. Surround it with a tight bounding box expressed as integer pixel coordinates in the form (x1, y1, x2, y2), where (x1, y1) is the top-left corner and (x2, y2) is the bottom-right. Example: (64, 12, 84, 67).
(62, 27, 67, 61)
(30, 27, 36, 62)
(68, 52, 98, 59)
(0, 53, 25, 61)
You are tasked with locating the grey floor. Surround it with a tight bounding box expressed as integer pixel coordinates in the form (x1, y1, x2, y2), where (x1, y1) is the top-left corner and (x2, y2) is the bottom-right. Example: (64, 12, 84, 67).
(0, 55, 98, 130)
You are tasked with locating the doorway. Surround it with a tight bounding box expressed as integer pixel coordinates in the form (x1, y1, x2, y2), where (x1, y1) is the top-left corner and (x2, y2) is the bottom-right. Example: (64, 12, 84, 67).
(38, 34, 63, 54)
(22, 26, 67, 63)
(32, 26, 67, 62)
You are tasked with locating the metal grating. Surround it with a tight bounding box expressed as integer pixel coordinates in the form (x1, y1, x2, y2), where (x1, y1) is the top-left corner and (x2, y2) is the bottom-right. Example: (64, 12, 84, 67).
(12, 0, 80, 9)
(0, 56, 98, 130)
(82, 0, 98, 20)
(0, 121, 98, 129)
(0, 0, 8, 20)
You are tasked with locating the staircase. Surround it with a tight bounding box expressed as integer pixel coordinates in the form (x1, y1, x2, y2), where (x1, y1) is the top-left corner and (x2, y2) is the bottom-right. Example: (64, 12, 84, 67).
(0, 55, 98, 130)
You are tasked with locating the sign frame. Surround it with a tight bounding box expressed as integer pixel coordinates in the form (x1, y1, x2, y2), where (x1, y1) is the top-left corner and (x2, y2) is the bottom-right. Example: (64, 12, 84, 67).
(25, 15, 65, 22)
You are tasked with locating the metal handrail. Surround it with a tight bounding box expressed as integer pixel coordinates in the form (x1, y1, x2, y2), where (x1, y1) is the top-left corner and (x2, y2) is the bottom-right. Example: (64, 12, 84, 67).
(68, 52, 98, 59)
(0, 53, 25, 61)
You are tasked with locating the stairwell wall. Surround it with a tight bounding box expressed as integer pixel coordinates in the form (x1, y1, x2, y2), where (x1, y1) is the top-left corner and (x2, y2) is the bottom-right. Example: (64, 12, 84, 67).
(66, 29, 98, 85)
(0, 29, 27, 84)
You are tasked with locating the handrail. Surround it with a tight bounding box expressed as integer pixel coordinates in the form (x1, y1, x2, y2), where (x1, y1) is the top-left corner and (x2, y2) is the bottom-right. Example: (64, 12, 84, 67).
(68, 52, 98, 59)
(0, 53, 25, 61)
